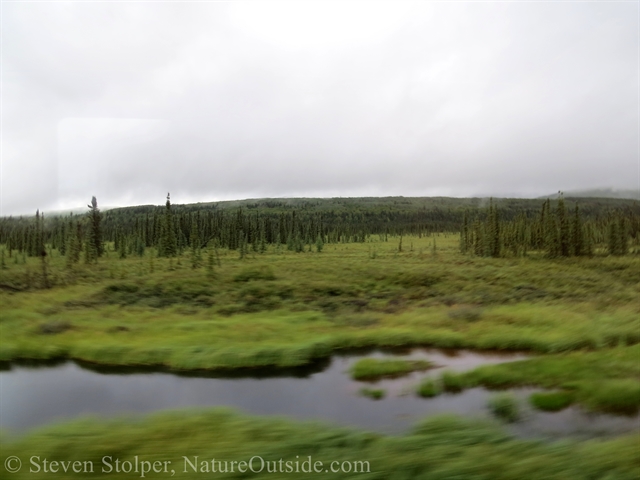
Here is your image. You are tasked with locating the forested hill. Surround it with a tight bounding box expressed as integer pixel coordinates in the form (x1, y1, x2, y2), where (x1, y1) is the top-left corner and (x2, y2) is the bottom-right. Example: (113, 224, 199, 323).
(106, 195, 639, 218)
(1, 196, 639, 258)
(102, 196, 639, 232)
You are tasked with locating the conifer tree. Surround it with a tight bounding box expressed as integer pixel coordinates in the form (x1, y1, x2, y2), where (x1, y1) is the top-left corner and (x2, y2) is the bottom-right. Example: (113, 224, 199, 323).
(571, 205, 584, 256)
(557, 195, 569, 257)
(543, 199, 559, 257)
(160, 193, 178, 257)
(34, 210, 45, 258)
(609, 216, 628, 256)
(608, 219, 619, 255)
(59, 222, 67, 256)
(134, 236, 145, 257)
(472, 219, 483, 256)
(190, 217, 202, 268)
(118, 234, 127, 259)
(66, 221, 82, 268)
(86, 196, 104, 260)
(459, 211, 469, 253)
(485, 199, 501, 257)
(207, 247, 216, 279)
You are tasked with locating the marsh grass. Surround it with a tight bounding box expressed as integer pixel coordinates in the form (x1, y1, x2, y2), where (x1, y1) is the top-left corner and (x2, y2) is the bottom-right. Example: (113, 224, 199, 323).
(1, 409, 638, 480)
(359, 387, 386, 400)
(417, 379, 441, 398)
(434, 346, 640, 414)
(350, 358, 432, 380)
(1, 235, 639, 413)
(447, 305, 484, 321)
(529, 391, 574, 412)
(580, 380, 640, 414)
(37, 320, 72, 335)
(442, 370, 469, 392)
(488, 393, 520, 422)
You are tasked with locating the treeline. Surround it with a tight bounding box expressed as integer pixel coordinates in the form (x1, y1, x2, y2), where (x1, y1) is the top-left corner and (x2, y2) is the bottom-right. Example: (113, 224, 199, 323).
(460, 197, 639, 257)
(1, 195, 639, 262)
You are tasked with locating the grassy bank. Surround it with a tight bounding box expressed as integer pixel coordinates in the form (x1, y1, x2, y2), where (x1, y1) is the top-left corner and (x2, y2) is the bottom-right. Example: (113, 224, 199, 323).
(350, 358, 432, 380)
(420, 345, 640, 414)
(2, 409, 639, 479)
(1, 235, 639, 414)
(2, 236, 639, 369)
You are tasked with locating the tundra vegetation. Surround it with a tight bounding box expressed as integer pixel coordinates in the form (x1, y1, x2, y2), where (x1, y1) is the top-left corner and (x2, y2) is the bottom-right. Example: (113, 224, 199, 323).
(350, 358, 432, 380)
(1, 195, 639, 476)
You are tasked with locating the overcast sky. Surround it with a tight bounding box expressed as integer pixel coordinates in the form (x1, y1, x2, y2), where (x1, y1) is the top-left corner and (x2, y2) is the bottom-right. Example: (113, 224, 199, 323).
(1, 1, 638, 215)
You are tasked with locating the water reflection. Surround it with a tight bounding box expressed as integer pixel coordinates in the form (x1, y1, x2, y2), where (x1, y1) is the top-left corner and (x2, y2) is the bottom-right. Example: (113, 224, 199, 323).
(1, 348, 637, 439)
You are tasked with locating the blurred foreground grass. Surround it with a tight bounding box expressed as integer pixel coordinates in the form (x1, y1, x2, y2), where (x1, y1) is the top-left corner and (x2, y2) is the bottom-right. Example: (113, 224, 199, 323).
(1, 409, 638, 479)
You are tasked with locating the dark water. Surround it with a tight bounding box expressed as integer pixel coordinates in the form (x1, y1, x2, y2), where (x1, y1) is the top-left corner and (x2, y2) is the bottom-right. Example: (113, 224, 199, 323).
(1, 348, 637, 438)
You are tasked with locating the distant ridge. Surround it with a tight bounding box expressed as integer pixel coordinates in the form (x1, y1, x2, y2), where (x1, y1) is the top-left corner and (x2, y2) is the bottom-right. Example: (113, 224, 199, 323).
(34, 206, 120, 217)
(540, 189, 639, 200)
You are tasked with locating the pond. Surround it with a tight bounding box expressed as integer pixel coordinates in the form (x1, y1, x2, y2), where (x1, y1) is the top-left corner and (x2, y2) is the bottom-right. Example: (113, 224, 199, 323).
(1, 348, 637, 439)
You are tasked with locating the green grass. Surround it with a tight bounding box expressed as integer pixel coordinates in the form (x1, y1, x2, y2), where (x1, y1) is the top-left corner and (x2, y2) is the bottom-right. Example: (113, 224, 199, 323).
(1, 235, 639, 414)
(428, 345, 640, 414)
(350, 358, 432, 380)
(2, 236, 638, 372)
(417, 379, 441, 398)
(530, 391, 574, 412)
(488, 393, 520, 422)
(359, 387, 386, 400)
(442, 370, 467, 392)
(1, 409, 638, 480)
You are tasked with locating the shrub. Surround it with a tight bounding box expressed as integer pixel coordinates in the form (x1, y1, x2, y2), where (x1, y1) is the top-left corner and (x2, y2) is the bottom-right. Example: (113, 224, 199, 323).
(38, 320, 72, 335)
(393, 272, 440, 288)
(233, 266, 276, 282)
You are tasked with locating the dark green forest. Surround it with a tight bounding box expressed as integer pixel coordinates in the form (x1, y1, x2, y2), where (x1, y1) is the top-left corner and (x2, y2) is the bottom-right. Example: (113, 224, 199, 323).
(1, 195, 639, 266)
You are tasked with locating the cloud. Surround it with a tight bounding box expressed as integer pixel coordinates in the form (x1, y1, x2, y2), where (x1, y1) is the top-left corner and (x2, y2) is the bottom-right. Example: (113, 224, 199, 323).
(1, 1, 637, 215)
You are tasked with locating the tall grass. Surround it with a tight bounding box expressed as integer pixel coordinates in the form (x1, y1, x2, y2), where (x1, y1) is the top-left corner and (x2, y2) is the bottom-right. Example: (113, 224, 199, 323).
(1, 409, 638, 480)
(425, 346, 640, 414)
(350, 358, 431, 380)
(488, 393, 520, 422)
(1, 236, 639, 413)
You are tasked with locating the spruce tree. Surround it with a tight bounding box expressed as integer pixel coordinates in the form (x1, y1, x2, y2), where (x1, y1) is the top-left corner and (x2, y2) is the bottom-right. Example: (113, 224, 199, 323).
(489, 201, 500, 258)
(604, 215, 628, 256)
(66, 221, 81, 268)
(556, 195, 569, 257)
(34, 210, 45, 258)
(135, 236, 145, 257)
(190, 217, 202, 268)
(472, 219, 483, 256)
(207, 247, 216, 279)
(459, 211, 469, 253)
(543, 199, 559, 257)
(118, 234, 127, 259)
(86, 196, 104, 260)
(160, 193, 178, 257)
(608, 219, 620, 256)
(571, 205, 584, 256)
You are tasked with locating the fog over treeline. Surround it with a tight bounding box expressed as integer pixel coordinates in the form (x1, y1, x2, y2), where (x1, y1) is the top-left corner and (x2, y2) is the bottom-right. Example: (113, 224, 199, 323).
(1, 1, 638, 215)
